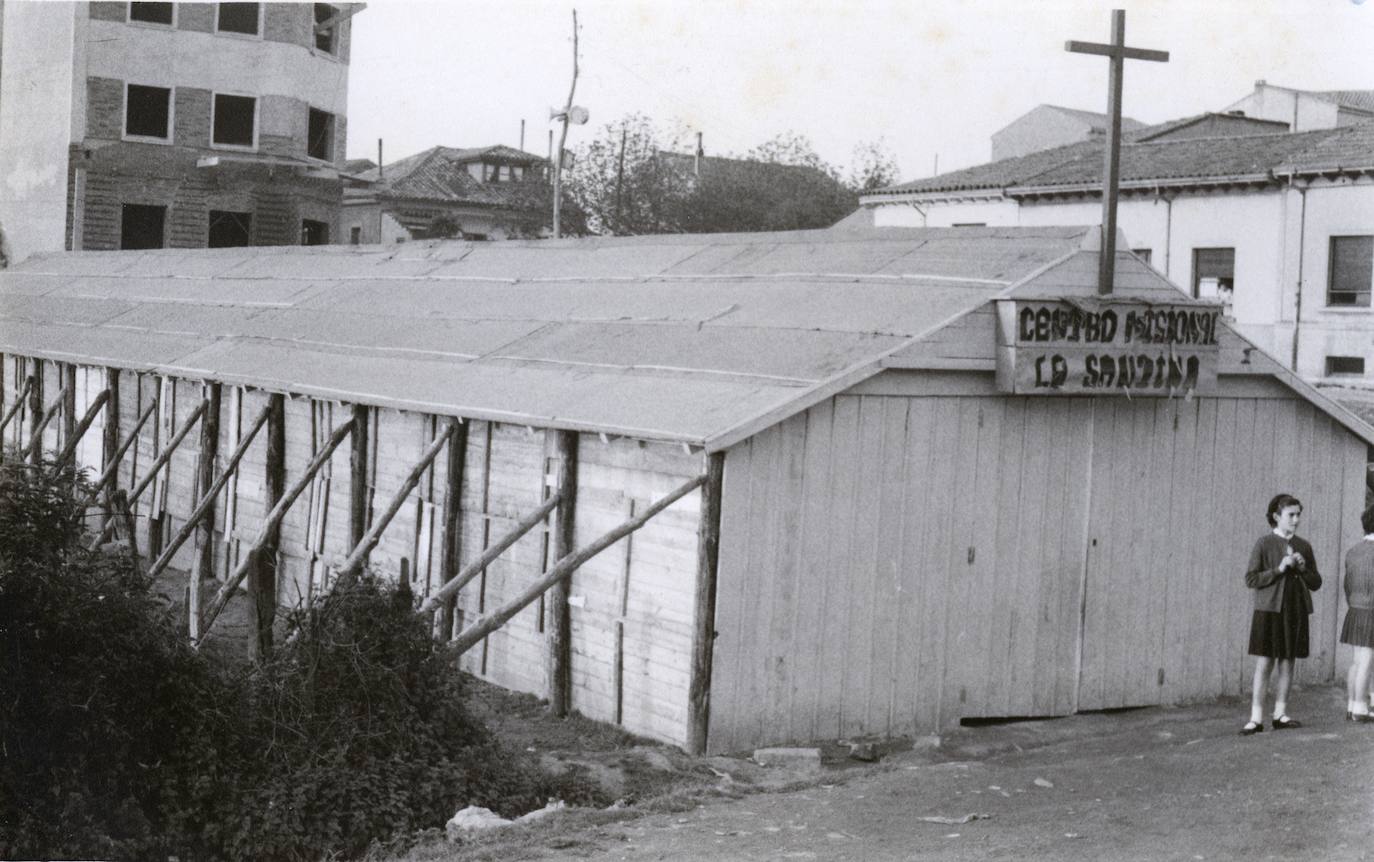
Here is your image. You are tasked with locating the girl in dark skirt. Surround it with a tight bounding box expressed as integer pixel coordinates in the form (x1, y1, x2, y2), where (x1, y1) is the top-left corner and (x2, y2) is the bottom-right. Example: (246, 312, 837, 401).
(1240, 494, 1322, 735)
(1341, 506, 1374, 722)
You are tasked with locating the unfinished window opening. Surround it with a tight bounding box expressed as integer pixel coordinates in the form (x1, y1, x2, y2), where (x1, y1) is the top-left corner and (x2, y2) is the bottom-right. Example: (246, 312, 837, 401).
(217, 2, 260, 35)
(1326, 355, 1366, 377)
(1191, 247, 1235, 314)
(467, 163, 483, 181)
(125, 84, 172, 140)
(1328, 236, 1373, 308)
(307, 108, 335, 161)
(212, 93, 256, 148)
(208, 210, 252, 247)
(313, 3, 338, 53)
(120, 204, 166, 250)
(301, 219, 329, 246)
(128, 2, 174, 25)
(349, 226, 362, 245)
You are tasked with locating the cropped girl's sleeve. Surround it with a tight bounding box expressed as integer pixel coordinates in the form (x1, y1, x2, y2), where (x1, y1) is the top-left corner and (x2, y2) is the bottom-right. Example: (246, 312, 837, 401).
(1244, 538, 1283, 589)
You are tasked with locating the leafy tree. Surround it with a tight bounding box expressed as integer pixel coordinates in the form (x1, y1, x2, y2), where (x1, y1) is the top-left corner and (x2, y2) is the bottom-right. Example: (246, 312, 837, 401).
(566, 113, 691, 235)
(847, 139, 902, 192)
(568, 118, 858, 236)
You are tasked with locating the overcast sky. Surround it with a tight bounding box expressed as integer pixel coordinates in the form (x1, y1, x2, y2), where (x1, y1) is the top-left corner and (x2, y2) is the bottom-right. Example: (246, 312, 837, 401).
(346, 0, 1374, 183)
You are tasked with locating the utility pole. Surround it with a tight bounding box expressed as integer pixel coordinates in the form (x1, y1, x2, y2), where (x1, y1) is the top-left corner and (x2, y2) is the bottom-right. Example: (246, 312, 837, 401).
(551, 10, 580, 239)
(614, 123, 627, 234)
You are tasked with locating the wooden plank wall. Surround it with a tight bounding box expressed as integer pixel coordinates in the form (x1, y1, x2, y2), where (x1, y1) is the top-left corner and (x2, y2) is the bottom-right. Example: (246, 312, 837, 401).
(1, 356, 707, 747)
(707, 375, 1367, 754)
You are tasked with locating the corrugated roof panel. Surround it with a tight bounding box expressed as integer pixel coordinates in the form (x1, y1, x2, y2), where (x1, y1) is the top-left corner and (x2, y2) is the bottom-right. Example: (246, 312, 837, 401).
(160, 338, 803, 442)
(236, 310, 546, 357)
(494, 321, 908, 382)
(223, 249, 437, 280)
(0, 273, 78, 296)
(706, 239, 916, 276)
(424, 242, 706, 280)
(0, 227, 1099, 442)
(0, 320, 208, 370)
(102, 303, 266, 335)
(42, 276, 318, 306)
(0, 295, 137, 327)
(296, 279, 742, 323)
(709, 282, 1006, 334)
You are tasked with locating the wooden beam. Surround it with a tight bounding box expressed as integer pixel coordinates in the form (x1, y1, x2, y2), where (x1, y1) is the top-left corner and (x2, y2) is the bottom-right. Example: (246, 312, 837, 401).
(249, 393, 287, 660)
(349, 403, 369, 548)
(60, 364, 76, 454)
(26, 360, 43, 465)
(686, 451, 725, 755)
(547, 429, 578, 717)
(450, 473, 705, 657)
(419, 491, 561, 617)
(100, 369, 120, 518)
(84, 396, 157, 507)
(49, 388, 110, 472)
(0, 375, 34, 439)
(200, 410, 353, 645)
(148, 394, 270, 581)
(87, 397, 207, 549)
(336, 420, 456, 581)
(435, 418, 469, 641)
(186, 383, 221, 640)
(23, 384, 71, 462)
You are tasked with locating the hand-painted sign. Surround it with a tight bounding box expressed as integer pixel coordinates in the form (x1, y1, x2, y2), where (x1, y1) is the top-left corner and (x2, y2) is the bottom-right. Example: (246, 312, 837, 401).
(994, 298, 1221, 396)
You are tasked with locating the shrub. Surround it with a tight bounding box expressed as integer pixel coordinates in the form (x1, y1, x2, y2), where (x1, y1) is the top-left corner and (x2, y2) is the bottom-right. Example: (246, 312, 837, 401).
(0, 457, 609, 861)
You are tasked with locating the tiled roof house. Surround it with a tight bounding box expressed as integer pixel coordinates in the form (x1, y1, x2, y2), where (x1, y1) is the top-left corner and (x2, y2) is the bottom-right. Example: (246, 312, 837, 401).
(342, 145, 552, 243)
(859, 119, 1374, 390)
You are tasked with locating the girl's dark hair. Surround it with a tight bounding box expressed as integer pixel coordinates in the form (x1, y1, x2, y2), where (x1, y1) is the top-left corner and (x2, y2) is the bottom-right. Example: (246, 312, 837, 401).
(1361, 505, 1374, 535)
(1266, 493, 1302, 526)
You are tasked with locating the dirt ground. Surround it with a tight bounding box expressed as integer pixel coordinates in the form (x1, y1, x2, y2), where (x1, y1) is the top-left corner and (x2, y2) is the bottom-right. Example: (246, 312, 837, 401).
(421, 683, 1374, 862)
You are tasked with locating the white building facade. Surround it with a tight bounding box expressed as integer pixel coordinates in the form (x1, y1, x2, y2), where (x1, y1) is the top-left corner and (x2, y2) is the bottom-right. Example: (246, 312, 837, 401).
(861, 123, 1374, 387)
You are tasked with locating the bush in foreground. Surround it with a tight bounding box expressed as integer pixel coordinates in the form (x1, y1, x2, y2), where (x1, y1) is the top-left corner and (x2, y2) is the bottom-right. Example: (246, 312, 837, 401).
(0, 458, 604, 861)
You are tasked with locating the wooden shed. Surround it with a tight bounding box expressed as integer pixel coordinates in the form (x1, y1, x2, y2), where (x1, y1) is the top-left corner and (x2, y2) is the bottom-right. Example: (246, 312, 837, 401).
(2, 226, 1370, 755)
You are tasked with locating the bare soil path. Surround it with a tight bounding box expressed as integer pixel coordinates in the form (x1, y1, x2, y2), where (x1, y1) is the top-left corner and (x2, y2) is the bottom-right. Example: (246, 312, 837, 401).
(486, 685, 1374, 861)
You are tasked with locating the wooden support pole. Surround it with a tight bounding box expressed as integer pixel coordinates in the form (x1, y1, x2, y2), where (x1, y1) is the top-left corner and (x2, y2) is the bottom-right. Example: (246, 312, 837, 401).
(249, 393, 287, 660)
(0, 375, 34, 439)
(419, 491, 561, 616)
(100, 369, 120, 517)
(148, 392, 270, 582)
(61, 364, 77, 452)
(84, 396, 157, 507)
(547, 429, 578, 717)
(26, 360, 43, 464)
(349, 403, 369, 548)
(336, 420, 456, 581)
(200, 409, 352, 645)
(112, 490, 139, 562)
(435, 418, 469, 641)
(687, 451, 725, 755)
(451, 473, 704, 657)
(23, 385, 71, 462)
(49, 388, 110, 473)
(87, 397, 206, 549)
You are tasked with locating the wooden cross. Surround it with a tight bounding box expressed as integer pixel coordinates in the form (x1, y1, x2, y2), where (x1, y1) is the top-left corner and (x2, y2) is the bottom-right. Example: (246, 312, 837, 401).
(1067, 10, 1168, 295)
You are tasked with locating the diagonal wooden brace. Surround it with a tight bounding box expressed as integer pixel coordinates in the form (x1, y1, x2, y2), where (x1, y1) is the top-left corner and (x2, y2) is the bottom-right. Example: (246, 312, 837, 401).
(418, 491, 561, 618)
(87, 398, 207, 550)
(0, 376, 34, 439)
(22, 384, 72, 460)
(146, 401, 272, 580)
(83, 397, 159, 506)
(198, 415, 354, 642)
(336, 419, 457, 582)
(448, 473, 705, 656)
(49, 389, 111, 474)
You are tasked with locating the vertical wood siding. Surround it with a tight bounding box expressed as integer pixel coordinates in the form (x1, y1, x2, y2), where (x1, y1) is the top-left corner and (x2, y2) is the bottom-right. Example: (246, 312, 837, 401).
(708, 382, 1366, 754)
